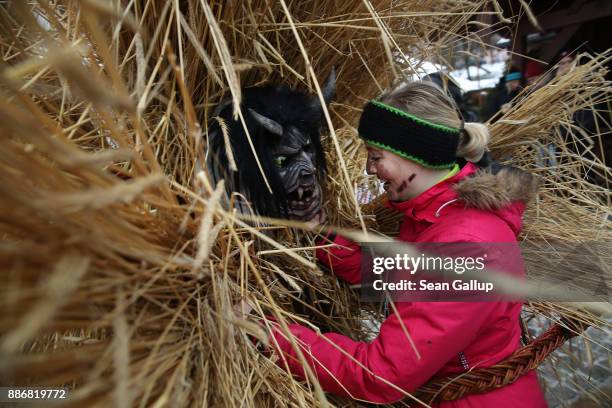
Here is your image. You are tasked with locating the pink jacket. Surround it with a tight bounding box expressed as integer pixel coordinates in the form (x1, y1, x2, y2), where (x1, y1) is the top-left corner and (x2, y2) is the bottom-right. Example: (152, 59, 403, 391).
(270, 162, 547, 407)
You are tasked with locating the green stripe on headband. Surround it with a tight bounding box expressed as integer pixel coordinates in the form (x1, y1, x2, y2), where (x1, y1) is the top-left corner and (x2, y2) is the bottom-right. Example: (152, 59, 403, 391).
(369, 100, 460, 134)
(363, 139, 457, 169)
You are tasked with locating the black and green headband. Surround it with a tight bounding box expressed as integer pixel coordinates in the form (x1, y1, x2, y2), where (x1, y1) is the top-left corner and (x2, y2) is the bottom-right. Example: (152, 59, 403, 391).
(358, 99, 460, 169)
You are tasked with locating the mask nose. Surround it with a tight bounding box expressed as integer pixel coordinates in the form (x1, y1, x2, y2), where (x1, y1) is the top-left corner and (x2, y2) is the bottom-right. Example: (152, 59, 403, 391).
(299, 172, 315, 185)
(296, 151, 316, 184)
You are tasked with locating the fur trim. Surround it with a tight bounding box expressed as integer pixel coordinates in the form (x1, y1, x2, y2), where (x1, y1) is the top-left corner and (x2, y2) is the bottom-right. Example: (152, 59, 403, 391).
(453, 166, 539, 210)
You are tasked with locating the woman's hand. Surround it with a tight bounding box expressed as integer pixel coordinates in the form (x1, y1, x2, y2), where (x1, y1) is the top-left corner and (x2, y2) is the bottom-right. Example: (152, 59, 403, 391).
(232, 298, 254, 320)
(231, 298, 276, 354)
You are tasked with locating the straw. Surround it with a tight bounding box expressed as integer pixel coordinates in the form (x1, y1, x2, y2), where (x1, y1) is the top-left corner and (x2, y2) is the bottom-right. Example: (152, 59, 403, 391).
(0, 1, 609, 407)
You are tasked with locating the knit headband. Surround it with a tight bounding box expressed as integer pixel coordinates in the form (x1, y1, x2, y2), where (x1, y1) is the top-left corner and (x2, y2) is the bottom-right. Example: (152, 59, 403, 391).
(358, 100, 460, 169)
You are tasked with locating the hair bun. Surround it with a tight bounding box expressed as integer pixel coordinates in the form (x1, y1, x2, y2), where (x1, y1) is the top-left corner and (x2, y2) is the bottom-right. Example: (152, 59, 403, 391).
(457, 122, 489, 163)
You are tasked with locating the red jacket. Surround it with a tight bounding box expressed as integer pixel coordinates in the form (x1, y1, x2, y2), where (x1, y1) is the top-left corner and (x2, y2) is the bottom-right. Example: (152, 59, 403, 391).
(270, 163, 547, 407)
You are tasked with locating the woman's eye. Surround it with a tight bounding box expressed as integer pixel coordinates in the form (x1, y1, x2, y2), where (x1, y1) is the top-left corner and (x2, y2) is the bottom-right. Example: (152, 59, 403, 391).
(274, 155, 287, 167)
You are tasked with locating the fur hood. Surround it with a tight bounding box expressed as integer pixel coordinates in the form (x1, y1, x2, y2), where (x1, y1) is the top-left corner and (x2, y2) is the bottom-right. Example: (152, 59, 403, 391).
(386, 161, 539, 237)
(453, 165, 539, 211)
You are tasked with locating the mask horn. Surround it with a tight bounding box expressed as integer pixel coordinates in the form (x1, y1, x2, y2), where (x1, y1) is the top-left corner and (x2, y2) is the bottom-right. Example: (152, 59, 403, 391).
(248, 108, 283, 136)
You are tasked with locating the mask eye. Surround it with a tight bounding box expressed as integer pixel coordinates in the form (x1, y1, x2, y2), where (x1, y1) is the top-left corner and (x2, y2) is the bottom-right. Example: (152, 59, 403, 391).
(274, 155, 288, 167)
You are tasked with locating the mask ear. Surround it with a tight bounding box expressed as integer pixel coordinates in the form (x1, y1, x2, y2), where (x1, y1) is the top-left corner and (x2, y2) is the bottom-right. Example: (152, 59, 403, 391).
(248, 108, 284, 136)
(310, 67, 336, 112)
(321, 66, 336, 105)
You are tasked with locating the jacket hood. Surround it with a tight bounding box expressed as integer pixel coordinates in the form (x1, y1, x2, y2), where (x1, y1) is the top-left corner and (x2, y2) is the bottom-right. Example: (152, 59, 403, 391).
(453, 165, 539, 236)
(388, 162, 539, 236)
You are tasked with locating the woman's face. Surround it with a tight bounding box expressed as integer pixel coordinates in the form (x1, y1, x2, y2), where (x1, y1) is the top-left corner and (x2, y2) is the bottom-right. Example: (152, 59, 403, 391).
(365, 145, 423, 202)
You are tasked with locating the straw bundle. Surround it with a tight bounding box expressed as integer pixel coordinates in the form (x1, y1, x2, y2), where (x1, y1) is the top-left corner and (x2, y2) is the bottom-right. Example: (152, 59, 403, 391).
(0, 0, 609, 407)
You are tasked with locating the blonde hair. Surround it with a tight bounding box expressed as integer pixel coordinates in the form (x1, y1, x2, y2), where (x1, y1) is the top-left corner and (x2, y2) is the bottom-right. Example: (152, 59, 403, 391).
(379, 81, 489, 163)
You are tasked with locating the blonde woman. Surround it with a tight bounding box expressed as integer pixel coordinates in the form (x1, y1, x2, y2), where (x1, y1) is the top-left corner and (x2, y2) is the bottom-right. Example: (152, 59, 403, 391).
(263, 81, 547, 407)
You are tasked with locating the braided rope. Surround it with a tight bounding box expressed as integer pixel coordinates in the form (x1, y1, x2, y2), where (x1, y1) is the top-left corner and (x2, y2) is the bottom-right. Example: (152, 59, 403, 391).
(415, 320, 587, 403)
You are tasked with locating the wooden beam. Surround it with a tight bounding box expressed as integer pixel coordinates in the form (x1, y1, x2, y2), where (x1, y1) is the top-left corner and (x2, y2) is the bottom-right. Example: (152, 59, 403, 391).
(541, 24, 582, 63)
(532, 0, 612, 31)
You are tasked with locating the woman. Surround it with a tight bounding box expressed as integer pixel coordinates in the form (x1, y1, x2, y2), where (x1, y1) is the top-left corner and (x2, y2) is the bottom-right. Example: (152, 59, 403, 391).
(263, 81, 547, 406)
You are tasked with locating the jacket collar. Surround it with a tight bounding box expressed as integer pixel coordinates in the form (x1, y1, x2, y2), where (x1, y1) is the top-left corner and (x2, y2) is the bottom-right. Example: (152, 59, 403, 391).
(386, 162, 478, 223)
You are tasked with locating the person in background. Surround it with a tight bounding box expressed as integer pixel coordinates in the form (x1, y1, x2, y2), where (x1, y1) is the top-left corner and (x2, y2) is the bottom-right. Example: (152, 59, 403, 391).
(524, 59, 546, 86)
(555, 51, 574, 78)
(484, 68, 523, 121)
(499, 71, 522, 114)
(553, 51, 612, 186)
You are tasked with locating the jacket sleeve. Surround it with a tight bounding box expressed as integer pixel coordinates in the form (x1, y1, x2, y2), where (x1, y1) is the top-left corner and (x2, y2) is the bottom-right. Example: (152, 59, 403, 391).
(315, 234, 362, 285)
(269, 301, 497, 404)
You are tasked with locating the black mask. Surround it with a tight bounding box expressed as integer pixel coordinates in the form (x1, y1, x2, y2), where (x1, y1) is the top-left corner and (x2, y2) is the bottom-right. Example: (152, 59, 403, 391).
(207, 69, 336, 221)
